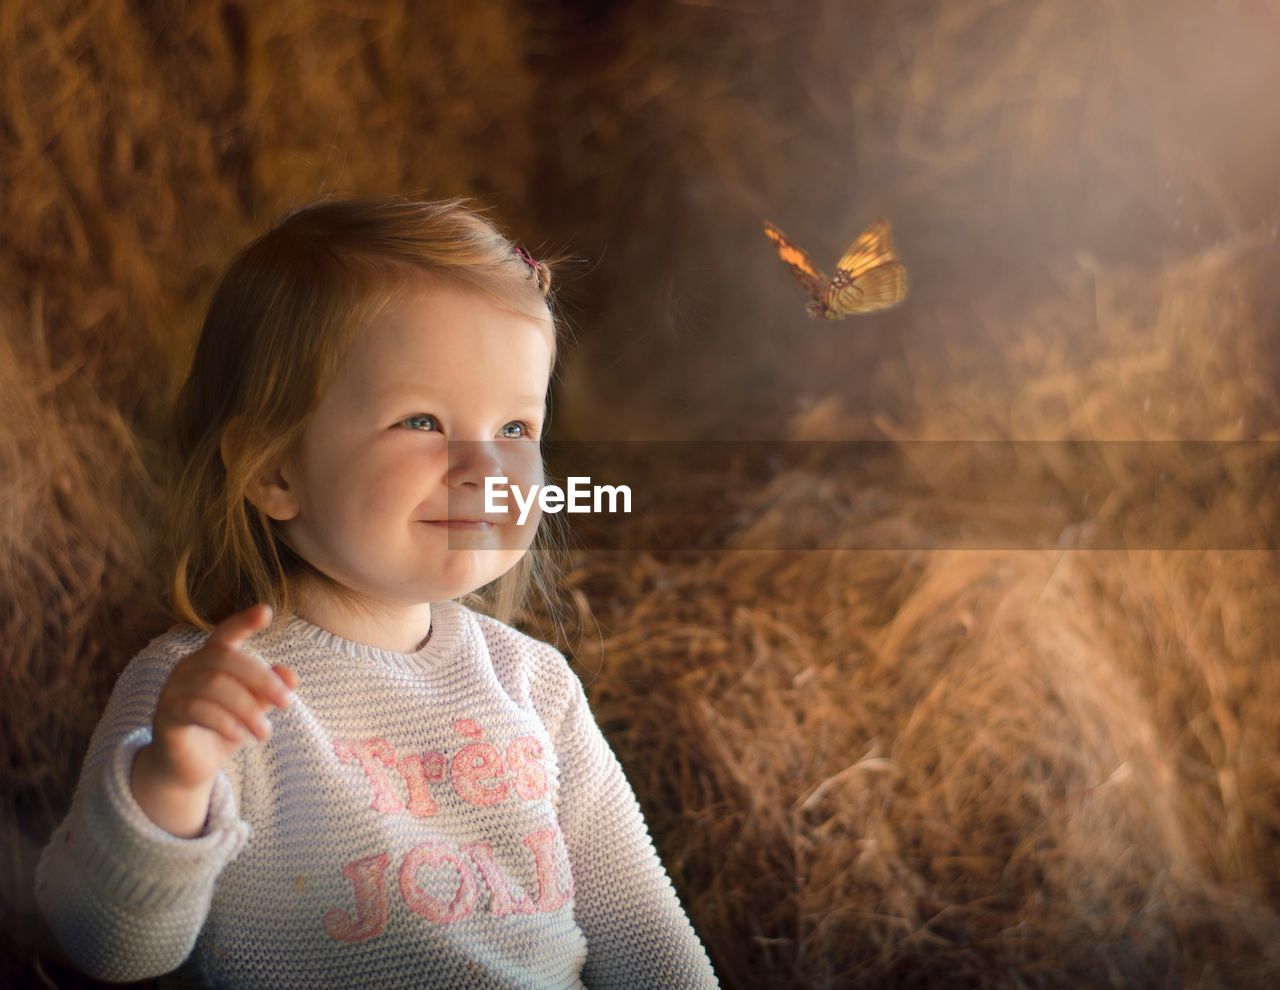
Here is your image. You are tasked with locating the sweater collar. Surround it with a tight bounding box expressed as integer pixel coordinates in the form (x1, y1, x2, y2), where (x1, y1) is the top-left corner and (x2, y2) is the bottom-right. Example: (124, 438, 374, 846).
(279, 599, 467, 670)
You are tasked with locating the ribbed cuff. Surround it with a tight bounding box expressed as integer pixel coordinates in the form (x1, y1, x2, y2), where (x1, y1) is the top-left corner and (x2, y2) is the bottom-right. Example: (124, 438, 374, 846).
(70, 727, 253, 912)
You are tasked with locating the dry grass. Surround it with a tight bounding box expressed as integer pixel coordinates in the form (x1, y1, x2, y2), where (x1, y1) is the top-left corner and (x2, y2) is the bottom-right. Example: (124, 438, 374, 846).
(521, 228, 1280, 987)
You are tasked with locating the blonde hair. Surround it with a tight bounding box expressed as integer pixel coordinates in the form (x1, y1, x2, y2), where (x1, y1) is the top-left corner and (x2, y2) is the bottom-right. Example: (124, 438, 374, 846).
(155, 194, 569, 635)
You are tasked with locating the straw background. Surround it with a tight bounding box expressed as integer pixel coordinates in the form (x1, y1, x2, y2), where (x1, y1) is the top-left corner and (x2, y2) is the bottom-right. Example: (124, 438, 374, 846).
(3, 1, 1279, 987)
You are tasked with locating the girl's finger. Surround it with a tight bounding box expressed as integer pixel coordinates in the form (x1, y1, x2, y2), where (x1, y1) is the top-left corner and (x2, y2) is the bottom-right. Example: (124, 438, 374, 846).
(188, 644, 294, 710)
(210, 603, 274, 652)
(272, 665, 298, 692)
(172, 695, 253, 746)
(172, 665, 277, 738)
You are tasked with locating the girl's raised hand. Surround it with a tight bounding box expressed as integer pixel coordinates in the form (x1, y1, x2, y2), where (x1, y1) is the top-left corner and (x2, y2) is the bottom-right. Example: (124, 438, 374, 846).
(145, 603, 297, 790)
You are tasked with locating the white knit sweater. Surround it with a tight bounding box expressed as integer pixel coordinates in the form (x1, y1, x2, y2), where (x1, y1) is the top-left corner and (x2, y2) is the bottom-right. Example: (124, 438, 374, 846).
(35, 598, 720, 989)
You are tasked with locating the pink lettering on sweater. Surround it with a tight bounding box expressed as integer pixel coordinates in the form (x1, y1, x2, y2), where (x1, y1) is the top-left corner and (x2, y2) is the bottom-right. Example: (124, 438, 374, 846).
(332, 720, 550, 817)
(524, 827, 574, 912)
(451, 739, 508, 806)
(395, 752, 448, 818)
(332, 738, 404, 814)
(459, 842, 536, 917)
(322, 853, 390, 942)
(505, 736, 549, 799)
(399, 843, 478, 923)
(321, 823, 574, 940)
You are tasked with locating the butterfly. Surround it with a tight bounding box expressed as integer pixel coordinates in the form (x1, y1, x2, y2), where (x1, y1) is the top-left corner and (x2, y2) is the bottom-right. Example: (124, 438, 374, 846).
(763, 218, 908, 319)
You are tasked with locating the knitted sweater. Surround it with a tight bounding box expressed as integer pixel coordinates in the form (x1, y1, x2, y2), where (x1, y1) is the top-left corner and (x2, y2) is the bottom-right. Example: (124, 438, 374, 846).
(34, 599, 720, 989)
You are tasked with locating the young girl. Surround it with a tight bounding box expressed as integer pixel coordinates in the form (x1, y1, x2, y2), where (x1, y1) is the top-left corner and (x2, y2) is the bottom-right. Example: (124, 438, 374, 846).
(35, 196, 720, 989)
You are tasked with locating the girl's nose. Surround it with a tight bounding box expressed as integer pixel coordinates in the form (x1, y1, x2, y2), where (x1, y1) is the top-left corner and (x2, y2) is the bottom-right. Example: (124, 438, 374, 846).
(447, 440, 541, 493)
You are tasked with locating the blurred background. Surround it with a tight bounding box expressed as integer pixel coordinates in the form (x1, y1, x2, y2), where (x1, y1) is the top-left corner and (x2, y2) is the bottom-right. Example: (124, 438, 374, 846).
(3, 1, 1280, 987)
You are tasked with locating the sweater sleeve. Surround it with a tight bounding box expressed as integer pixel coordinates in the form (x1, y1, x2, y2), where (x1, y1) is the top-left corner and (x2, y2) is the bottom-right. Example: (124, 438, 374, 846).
(33, 647, 253, 983)
(549, 656, 720, 989)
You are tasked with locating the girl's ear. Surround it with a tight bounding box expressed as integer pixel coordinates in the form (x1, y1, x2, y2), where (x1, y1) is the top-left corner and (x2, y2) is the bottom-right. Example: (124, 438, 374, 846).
(221, 415, 301, 522)
(248, 463, 300, 522)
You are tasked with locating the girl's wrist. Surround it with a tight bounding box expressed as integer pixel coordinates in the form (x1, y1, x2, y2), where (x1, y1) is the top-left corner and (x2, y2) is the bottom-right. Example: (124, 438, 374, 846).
(129, 743, 216, 838)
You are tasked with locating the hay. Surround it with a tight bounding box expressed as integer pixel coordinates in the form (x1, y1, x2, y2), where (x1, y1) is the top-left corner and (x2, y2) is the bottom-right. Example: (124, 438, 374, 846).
(515, 222, 1280, 986)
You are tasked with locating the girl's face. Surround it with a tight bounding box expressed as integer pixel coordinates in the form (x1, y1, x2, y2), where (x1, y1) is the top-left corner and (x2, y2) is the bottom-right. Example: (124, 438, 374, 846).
(260, 278, 553, 632)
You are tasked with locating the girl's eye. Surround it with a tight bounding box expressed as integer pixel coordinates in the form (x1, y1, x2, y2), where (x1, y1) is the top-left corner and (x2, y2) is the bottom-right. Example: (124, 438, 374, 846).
(502, 421, 539, 440)
(401, 415, 538, 439)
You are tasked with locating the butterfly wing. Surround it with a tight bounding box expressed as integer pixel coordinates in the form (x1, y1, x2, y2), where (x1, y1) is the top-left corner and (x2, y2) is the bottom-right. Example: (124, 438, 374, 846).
(833, 219, 897, 279)
(825, 219, 908, 316)
(827, 261, 908, 315)
(763, 220, 828, 303)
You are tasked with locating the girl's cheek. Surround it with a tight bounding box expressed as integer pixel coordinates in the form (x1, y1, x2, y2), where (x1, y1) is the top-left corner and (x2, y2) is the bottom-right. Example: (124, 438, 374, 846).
(373, 464, 438, 513)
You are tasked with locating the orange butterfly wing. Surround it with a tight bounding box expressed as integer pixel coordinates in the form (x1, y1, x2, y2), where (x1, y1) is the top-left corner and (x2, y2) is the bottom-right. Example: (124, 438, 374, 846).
(763, 220, 828, 303)
(833, 219, 897, 279)
(825, 219, 908, 316)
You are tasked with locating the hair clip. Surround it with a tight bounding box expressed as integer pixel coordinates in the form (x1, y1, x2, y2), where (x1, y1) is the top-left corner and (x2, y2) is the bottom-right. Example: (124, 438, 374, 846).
(513, 245, 538, 273)
(513, 244, 547, 292)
